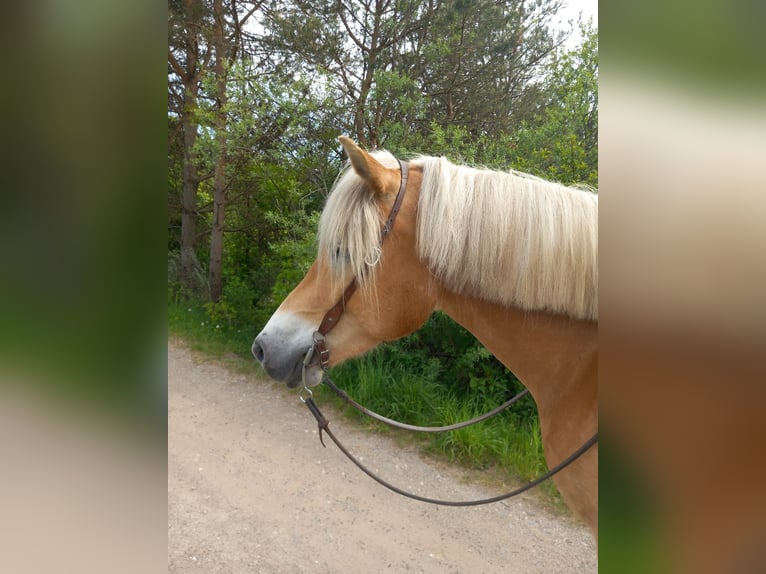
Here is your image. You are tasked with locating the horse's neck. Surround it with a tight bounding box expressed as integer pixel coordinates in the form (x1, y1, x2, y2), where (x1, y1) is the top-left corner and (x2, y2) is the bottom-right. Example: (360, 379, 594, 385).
(435, 290, 598, 418)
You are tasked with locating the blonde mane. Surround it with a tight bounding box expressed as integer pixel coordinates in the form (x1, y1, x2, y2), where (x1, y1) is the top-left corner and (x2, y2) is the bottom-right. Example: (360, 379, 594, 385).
(317, 150, 401, 291)
(417, 156, 598, 321)
(318, 152, 598, 321)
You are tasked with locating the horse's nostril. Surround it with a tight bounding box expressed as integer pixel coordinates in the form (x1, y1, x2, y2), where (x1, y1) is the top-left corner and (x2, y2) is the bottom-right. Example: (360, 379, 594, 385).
(251, 340, 265, 363)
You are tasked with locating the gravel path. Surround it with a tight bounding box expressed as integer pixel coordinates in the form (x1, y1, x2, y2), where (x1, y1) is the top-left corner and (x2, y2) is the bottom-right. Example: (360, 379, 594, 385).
(168, 340, 597, 573)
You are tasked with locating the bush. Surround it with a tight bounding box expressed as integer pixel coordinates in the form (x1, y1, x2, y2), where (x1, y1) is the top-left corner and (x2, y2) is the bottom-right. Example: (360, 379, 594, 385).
(220, 275, 259, 328)
(252, 211, 320, 329)
(167, 249, 208, 302)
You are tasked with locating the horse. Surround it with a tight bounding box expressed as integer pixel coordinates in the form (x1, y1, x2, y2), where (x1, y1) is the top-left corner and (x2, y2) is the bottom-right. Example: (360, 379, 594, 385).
(252, 136, 598, 537)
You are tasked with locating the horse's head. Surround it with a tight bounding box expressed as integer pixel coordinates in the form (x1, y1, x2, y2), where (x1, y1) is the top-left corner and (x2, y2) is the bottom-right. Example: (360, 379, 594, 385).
(252, 137, 436, 388)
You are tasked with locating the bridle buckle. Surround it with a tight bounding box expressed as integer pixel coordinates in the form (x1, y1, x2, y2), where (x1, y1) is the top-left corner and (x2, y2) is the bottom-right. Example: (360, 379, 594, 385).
(313, 332, 330, 369)
(302, 332, 330, 387)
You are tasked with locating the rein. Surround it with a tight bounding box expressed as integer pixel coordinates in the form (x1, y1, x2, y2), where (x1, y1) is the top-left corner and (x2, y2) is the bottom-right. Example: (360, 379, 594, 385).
(299, 158, 598, 507)
(301, 385, 598, 507)
(322, 374, 529, 433)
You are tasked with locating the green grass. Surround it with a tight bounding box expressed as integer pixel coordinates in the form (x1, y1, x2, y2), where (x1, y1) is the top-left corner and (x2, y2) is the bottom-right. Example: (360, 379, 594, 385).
(169, 300, 559, 505)
(327, 346, 557, 501)
(169, 302, 250, 353)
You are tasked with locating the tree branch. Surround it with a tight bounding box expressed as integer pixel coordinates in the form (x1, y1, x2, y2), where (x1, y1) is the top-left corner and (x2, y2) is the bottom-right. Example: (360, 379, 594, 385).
(168, 49, 186, 78)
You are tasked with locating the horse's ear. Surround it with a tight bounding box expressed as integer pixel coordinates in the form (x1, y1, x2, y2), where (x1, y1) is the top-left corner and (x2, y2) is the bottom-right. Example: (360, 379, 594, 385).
(339, 136, 393, 194)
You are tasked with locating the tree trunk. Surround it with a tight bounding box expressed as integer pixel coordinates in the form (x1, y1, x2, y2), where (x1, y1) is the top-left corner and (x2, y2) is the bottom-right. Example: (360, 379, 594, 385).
(180, 91, 199, 293)
(208, 0, 228, 302)
(209, 118, 226, 302)
(178, 0, 201, 295)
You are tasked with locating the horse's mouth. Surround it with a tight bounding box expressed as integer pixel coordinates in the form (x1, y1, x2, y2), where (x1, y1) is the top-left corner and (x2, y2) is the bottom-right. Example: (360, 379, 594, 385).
(284, 361, 304, 388)
(284, 360, 323, 389)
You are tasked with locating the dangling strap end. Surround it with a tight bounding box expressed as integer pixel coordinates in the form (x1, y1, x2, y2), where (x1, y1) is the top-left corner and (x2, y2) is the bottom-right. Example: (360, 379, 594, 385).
(303, 395, 330, 448)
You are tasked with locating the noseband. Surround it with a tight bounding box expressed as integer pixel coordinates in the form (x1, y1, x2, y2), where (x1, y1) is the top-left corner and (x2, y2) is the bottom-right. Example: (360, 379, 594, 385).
(302, 159, 410, 379)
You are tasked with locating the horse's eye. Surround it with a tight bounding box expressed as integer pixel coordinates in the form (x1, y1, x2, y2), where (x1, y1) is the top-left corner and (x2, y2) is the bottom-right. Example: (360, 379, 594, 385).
(333, 246, 350, 265)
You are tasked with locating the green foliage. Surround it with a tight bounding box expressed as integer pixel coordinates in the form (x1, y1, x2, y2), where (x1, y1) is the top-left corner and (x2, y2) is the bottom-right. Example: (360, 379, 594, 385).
(219, 275, 259, 325)
(202, 272, 262, 330)
(512, 22, 598, 186)
(325, 308, 547, 486)
(265, 211, 319, 302)
(203, 298, 237, 328)
(462, 346, 512, 405)
(167, 249, 207, 302)
(329, 343, 551, 490)
(382, 314, 519, 400)
(168, 302, 258, 361)
(248, 210, 320, 328)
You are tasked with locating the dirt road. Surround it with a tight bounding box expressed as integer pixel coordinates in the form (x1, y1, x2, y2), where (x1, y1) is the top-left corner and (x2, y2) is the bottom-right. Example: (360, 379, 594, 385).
(168, 340, 597, 573)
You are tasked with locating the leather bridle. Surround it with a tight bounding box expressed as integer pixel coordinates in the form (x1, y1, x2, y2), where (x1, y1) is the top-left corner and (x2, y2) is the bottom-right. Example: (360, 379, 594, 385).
(301, 159, 410, 380)
(298, 157, 598, 507)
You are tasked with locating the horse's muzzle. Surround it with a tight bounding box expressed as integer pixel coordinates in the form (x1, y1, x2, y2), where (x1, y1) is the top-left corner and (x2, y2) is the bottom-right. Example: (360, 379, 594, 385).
(252, 334, 304, 387)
